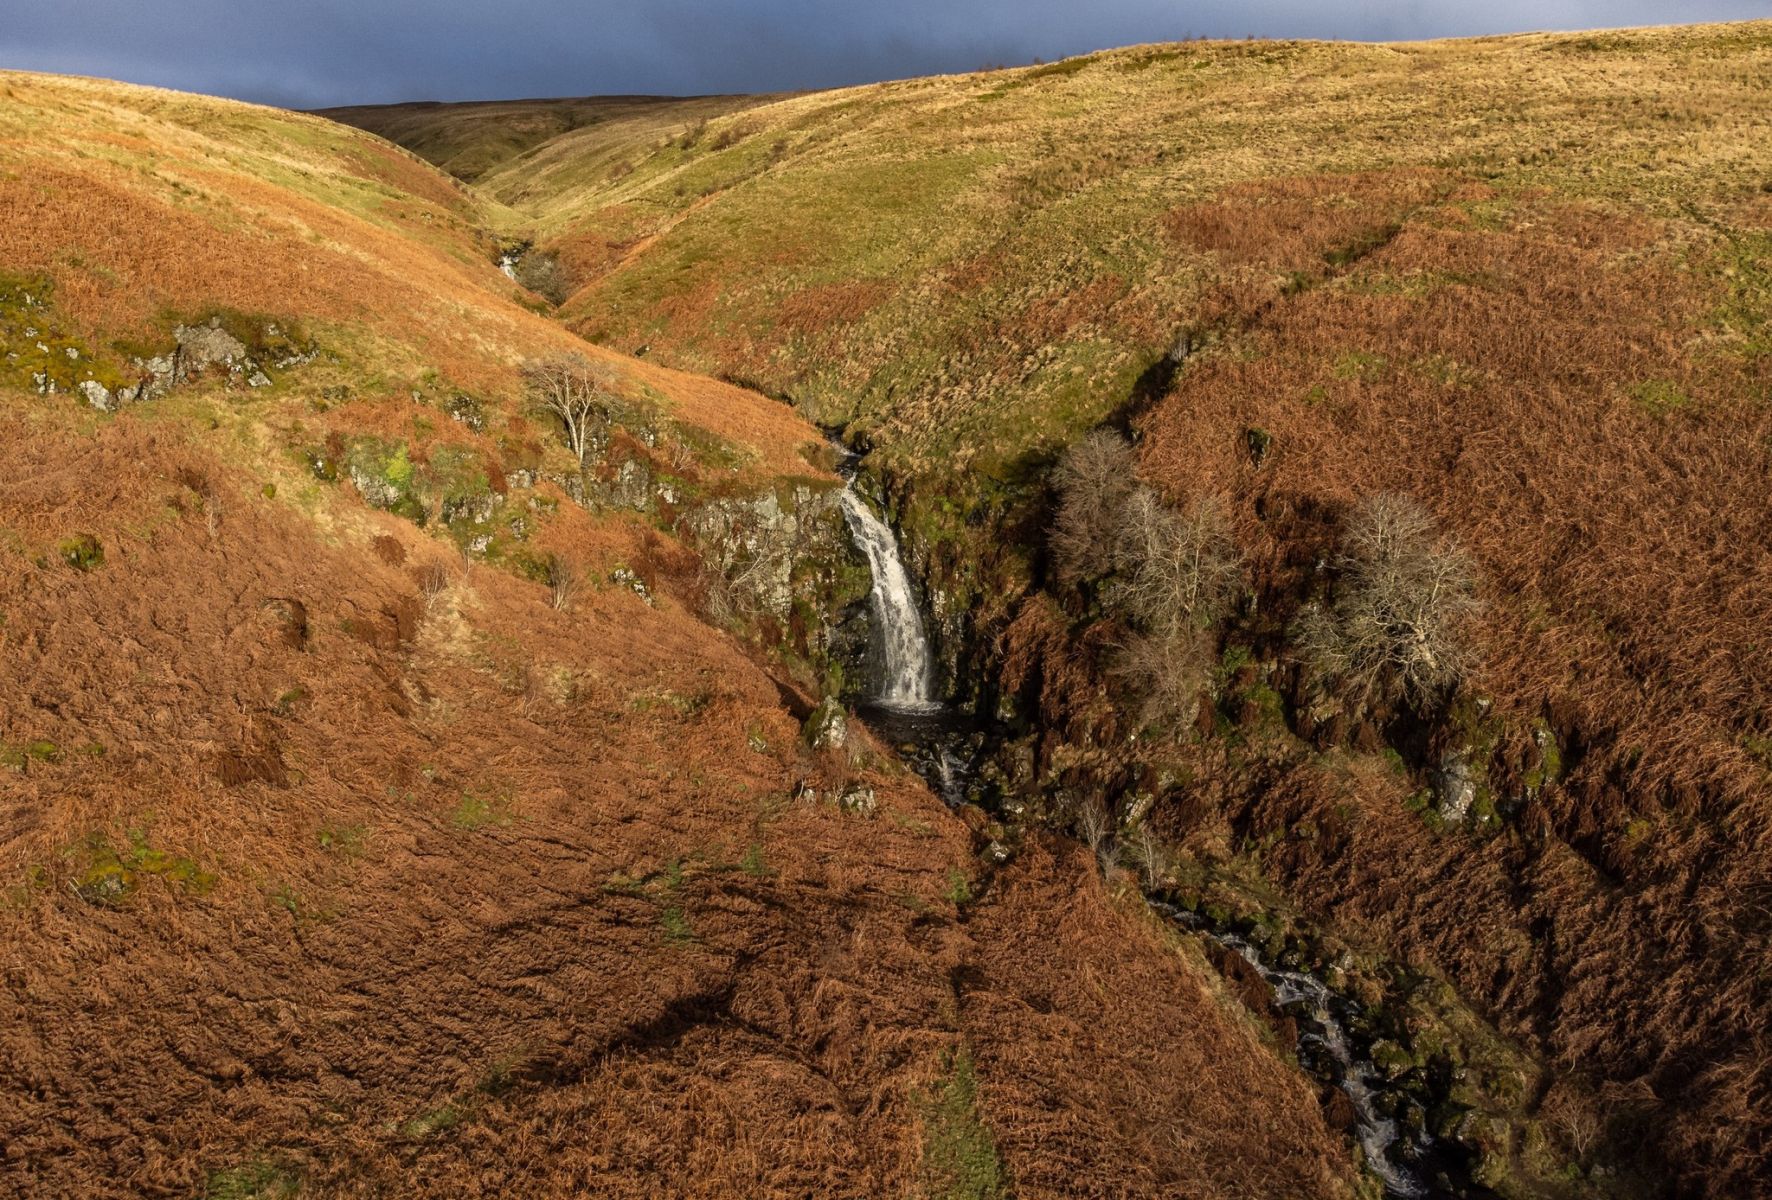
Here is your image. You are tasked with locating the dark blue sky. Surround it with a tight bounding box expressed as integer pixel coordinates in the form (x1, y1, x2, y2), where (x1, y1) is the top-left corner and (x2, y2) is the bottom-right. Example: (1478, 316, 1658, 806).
(7, 1, 1769, 109)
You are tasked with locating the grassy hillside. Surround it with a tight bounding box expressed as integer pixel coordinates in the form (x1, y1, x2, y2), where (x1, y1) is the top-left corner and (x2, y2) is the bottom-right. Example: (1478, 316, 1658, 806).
(333, 24, 1770, 474)
(0, 72, 1365, 1199)
(332, 22, 1772, 1197)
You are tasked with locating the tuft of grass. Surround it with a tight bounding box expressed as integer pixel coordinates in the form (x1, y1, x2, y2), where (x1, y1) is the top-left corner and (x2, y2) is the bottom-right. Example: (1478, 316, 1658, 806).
(739, 842, 771, 877)
(399, 1104, 460, 1139)
(450, 790, 510, 830)
(203, 1160, 301, 1200)
(660, 904, 694, 945)
(944, 868, 974, 907)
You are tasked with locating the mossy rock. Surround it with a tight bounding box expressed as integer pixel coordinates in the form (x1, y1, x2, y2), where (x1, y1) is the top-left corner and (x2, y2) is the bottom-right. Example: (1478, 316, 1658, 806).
(57, 534, 104, 571)
(72, 832, 217, 905)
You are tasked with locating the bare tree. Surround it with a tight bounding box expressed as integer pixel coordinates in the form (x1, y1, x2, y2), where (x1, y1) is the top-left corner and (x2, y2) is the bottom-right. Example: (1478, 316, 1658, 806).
(1297, 493, 1481, 705)
(1108, 491, 1243, 637)
(1050, 429, 1139, 585)
(1075, 800, 1117, 878)
(1121, 824, 1171, 889)
(522, 353, 622, 469)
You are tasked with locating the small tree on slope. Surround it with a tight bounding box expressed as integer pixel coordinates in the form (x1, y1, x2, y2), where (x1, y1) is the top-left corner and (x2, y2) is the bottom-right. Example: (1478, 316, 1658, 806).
(522, 353, 621, 469)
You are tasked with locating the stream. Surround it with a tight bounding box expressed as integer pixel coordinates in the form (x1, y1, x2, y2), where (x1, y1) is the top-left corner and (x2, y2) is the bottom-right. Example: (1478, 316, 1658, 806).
(832, 453, 1486, 1198)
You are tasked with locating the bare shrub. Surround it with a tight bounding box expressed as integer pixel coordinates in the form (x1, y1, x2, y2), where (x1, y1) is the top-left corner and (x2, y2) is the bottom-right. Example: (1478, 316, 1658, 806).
(1108, 492, 1243, 637)
(417, 561, 451, 606)
(1049, 429, 1138, 584)
(1122, 824, 1172, 889)
(1543, 1083, 1604, 1166)
(513, 250, 570, 305)
(1297, 493, 1480, 705)
(521, 353, 623, 469)
(546, 553, 580, 612)
(1107, 628, 1211, 730)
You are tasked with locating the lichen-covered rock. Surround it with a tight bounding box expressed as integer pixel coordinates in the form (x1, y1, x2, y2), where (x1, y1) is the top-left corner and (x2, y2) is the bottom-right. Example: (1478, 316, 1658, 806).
(348, 461, 405, 511)
(615, 459, 656, 510)
(836, 784, 877, 817)
(1433, 752, 1477, 823)
(446, 393, 486, 432)
(171, 319, 249, 380)
(803, 696, 848, 751)
(441, 492, 498, 528)
(78, 380, 114, 412)
(609, 566, 652, 604)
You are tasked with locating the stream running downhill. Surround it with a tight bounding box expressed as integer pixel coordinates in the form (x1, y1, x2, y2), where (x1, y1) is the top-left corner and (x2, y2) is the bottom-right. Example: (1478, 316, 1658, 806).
(831, 448, 1488, 1199)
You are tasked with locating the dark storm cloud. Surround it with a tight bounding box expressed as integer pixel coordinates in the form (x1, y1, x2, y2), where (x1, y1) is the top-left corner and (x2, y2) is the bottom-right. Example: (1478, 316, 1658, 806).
(5, 0, 1768, 108)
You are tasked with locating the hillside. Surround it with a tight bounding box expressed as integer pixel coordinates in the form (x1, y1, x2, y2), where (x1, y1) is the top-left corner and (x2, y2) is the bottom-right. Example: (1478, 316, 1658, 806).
(0, 71, 1374, 1200)
(328, 22, 1772, 1198)
(318, 94, 780, 186)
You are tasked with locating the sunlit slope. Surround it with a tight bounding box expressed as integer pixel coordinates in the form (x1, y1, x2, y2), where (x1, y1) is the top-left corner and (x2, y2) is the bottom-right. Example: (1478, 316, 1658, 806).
(0, 71, 1369, 1200)
(318, 25, 1772, 1196)
(0, 70, 817, 473)
(351, 23, 1771, 476)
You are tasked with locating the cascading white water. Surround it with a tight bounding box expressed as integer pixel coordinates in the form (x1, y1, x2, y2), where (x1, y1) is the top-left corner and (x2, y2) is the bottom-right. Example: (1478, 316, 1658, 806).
(837, 482, 939, 711)
(1152, 899, 1436, 1199)
(1216, 933, 1428, 1199)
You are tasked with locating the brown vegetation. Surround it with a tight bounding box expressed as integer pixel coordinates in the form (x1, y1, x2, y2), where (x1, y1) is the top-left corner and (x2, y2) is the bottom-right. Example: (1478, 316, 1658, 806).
(0, 70, 1371, 1200)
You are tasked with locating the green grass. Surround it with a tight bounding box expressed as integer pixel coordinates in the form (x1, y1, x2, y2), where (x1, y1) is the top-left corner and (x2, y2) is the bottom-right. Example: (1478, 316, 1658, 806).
(451, 790, 511, 830)
(918, 1049, 1009, 1200)
(203, 1160, 301, 1200)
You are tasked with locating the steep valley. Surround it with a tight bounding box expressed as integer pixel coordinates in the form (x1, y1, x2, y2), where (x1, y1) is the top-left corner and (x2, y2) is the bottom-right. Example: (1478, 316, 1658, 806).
(2, 19, 1770, 1200)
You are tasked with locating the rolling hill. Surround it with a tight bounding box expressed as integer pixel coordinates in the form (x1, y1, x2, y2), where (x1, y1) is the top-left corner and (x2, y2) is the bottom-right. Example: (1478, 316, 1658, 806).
(328, 23, 1772, 1198)
(0, 71, 1365, 1199)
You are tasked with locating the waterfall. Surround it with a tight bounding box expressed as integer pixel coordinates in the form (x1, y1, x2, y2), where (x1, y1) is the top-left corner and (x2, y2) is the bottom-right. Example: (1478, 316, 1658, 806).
(836, 470, 939, 711)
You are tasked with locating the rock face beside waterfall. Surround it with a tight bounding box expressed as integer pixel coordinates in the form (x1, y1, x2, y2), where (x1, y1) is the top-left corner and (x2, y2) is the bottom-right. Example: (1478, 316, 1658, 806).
(681, 482, 872, 682)
(561, 438, 873, 690)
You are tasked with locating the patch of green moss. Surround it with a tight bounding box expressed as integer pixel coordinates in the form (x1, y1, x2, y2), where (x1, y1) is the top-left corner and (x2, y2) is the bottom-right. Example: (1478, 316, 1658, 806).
(1523, 718, 1564, 790)
(57, 533, 104, 571)
(917, 1048, 1008, 1200)
(318, 823, 366, 857)
(343, 436, 427, 524)
(451, 790, 511, 830)
(72, 830, 217, 905)
(0, 273, 128, 399)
